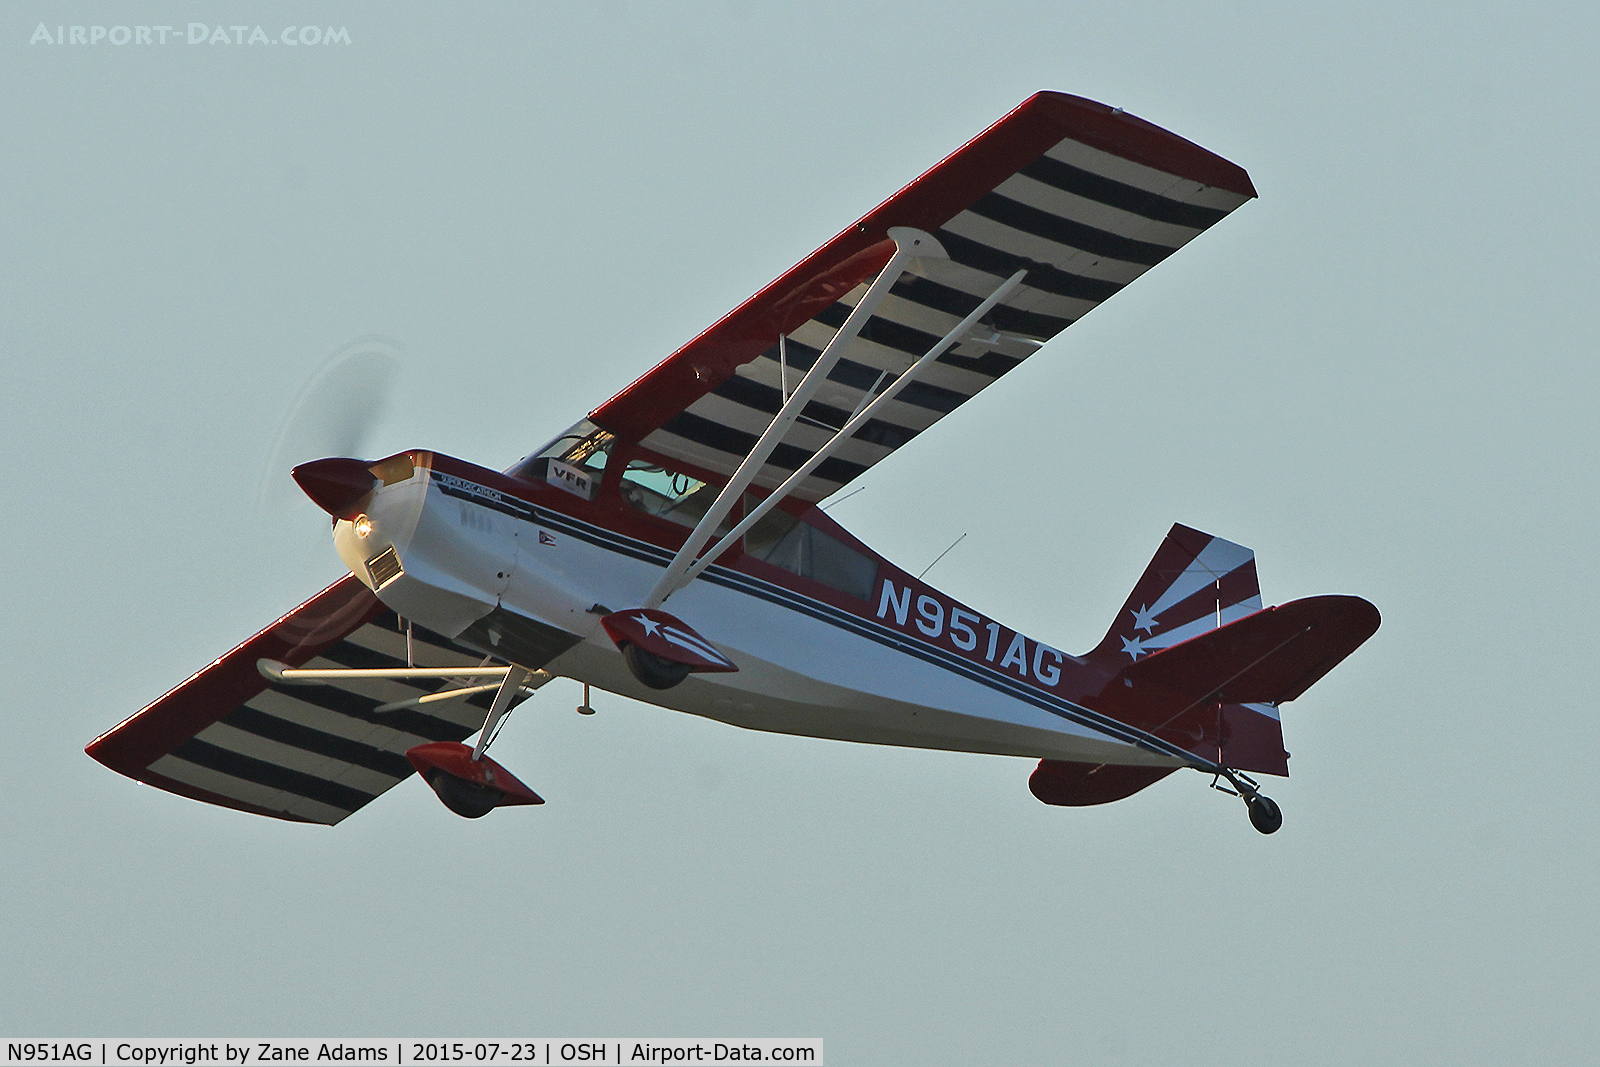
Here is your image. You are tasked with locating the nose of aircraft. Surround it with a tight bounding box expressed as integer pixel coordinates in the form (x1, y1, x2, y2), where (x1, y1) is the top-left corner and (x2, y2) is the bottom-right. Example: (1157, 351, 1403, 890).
(292, 457, 378, 518)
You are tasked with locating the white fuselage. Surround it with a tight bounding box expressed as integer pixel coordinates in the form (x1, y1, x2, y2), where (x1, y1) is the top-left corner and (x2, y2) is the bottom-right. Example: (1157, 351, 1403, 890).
(335, 458, 1183, 770)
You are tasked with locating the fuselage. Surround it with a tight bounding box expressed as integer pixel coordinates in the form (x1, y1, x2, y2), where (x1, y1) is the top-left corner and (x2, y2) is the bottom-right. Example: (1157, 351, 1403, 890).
(333, 449, 1196, 771)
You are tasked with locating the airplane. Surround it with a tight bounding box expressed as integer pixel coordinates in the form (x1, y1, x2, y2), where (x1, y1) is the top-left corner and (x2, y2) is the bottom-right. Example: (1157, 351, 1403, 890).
(86, 91, 1379, 835)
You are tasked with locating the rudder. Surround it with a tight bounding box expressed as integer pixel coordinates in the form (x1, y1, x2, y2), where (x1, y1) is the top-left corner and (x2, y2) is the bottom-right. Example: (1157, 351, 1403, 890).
(1086, 523, 1263, 666)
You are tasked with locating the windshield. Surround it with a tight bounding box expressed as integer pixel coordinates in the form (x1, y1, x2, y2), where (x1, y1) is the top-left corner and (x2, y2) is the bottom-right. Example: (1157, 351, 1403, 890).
(505, 420, 615, 498)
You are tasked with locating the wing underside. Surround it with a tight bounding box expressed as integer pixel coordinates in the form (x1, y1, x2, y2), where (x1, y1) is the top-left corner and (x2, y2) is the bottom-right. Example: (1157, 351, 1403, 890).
(87, 577, 517, 824)
(593, 92, 1256, 501)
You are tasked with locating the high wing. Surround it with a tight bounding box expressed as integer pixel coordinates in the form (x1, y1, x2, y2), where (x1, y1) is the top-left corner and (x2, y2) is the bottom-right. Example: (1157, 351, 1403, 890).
(591, 91, 1256, 501)
(86, 577, 521, 824)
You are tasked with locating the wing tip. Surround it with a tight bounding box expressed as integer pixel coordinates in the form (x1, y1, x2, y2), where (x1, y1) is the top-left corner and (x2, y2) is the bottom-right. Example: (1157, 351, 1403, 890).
(1020, 90, 1258, 200)
(83, 743, 337, 825)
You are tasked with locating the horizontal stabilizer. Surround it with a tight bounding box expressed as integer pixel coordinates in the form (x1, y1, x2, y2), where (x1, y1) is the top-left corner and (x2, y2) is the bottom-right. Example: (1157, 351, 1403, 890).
(1029, 760, 1177, 806)
(1122, 595, 1380, 706)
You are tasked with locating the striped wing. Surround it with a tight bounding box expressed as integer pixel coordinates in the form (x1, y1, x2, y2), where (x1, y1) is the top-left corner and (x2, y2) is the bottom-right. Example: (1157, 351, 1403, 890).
(592, 92, 1255, 501)
(87, 577, 519, 824)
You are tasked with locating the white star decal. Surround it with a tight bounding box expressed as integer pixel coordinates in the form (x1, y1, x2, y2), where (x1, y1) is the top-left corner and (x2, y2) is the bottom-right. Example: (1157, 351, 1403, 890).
(633, 613, 661, 637)
(1121, 634, 1147, 660)
(1130, 603, 1160, 633)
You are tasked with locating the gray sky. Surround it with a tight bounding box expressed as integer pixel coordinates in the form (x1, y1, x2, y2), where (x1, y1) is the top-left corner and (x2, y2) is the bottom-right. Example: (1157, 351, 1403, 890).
(4, 2, 1597, 1062)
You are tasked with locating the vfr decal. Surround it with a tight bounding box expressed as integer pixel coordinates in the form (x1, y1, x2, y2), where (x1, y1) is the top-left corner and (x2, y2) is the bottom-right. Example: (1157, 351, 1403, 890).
(546, 459, 595, 500)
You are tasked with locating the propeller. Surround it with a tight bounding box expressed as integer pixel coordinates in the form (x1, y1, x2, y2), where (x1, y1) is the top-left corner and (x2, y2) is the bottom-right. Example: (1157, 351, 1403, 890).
(252, 336, 405, 585)
(255, 334, 403, 522)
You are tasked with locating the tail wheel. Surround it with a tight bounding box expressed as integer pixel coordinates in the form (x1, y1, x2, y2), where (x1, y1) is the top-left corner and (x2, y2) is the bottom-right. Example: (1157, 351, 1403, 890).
(1247, 794, 1283, 835)
(622, 642, 692, 690)
(425, 769, 500, 819)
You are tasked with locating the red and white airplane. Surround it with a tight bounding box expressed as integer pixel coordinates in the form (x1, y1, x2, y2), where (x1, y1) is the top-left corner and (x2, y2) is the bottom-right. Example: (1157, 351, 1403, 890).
(88, 92, 1379, 834)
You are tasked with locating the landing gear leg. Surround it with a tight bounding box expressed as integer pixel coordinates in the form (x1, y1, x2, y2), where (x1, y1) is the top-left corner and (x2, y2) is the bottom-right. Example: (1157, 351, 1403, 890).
(1211, 766, 1283, 835)
(470, 665, 552, 760)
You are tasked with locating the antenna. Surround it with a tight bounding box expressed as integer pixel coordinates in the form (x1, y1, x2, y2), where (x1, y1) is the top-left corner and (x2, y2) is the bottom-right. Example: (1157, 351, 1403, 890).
(819, 485, 866, 511)
(917, 532, 968, 580)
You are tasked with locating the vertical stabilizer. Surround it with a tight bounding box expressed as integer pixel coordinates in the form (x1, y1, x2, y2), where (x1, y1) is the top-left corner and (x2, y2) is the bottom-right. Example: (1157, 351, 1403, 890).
(1082, 524, 1290, 777)
(1086, 524, 1263, 666)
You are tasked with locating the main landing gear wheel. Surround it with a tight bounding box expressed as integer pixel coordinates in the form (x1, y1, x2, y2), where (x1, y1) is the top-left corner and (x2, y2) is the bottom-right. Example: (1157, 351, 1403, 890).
(1247, 794, 1283, 835)
(425, 769, 500, 819)
(622, 642, 692, 690)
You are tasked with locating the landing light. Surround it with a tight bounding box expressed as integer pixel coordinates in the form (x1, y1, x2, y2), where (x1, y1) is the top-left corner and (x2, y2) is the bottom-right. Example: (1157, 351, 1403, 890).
(354, 514, 374, 538)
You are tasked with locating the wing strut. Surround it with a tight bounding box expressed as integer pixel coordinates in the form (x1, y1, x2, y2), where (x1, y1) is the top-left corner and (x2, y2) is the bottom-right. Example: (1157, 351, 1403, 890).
(650, 260, 1029, 605)
(257, 657, 556, 763)
(642, 227, 944, 609)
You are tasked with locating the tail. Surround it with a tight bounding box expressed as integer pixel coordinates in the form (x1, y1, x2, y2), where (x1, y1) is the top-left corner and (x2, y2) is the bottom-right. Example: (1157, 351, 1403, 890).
(1035, 524, 1282, 806)
(1085, 523, 1263, 667)
(1032, 523, 1379, 808)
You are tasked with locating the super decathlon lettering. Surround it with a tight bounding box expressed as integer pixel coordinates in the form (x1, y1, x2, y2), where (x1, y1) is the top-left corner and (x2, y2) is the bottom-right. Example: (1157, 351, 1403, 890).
(434, 472, 506, 505)
(876, 577, 1065, 688)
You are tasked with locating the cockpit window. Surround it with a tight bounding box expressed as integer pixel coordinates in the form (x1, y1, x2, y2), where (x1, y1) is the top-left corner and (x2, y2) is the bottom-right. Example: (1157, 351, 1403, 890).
(746, 507, 877, 600)
(621, 460, 728, 531)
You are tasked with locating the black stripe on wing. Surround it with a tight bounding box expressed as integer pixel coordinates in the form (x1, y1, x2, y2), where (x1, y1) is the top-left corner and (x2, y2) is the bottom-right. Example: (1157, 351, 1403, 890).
(1018, 155, 1228, 229)
(273, 680, 471, 743)
(889, 275, 1072, 340)
(656, 412, 869, 484)
(170, 738, 375, 813)
(711, 374, 921, 451)
(968, 192, 1176, 266)
(223, 705, 417, 780)
(935, 230, 1124, 303)
(765, 334, 1011, 402)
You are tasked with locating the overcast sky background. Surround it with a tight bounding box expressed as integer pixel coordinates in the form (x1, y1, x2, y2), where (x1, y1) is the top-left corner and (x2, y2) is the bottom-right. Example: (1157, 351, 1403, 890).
(4, 2, 1597, 1062)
